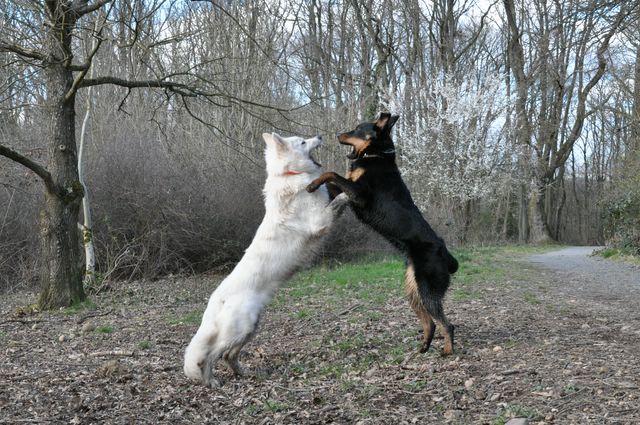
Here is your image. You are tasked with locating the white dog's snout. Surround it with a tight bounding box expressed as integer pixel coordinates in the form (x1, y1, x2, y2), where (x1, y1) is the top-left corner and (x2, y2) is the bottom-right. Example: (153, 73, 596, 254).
(311, 135, 324, 148)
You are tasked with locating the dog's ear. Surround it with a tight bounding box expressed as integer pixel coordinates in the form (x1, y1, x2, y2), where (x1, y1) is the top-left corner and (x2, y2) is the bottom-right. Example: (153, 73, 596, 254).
(375, 112, 399, 132)
(388, 115, 400, 130)
(262, 132, 286, 152)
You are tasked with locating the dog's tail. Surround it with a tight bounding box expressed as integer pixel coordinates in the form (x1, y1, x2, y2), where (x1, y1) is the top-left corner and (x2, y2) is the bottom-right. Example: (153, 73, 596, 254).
(441, 245, 459, 274)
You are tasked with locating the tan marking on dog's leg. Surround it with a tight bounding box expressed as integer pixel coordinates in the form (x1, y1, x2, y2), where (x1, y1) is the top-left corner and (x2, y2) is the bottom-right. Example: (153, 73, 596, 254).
(405, 264, 436, 353)
(430, 308, 454, 356)
(441, 323, 454, 356)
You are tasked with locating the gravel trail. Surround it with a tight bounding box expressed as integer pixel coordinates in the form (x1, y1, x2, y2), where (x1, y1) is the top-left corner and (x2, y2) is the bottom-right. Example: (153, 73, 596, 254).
(527, 246, 640, 313)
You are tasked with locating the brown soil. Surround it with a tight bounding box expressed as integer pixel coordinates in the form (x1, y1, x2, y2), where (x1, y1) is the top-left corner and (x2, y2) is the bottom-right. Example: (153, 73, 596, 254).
(1, 248, 639, 424)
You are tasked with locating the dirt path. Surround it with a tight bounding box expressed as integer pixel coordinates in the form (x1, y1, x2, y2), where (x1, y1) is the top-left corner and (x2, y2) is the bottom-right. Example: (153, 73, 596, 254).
(527, 246, 640, 317)
(1, 248, 639, 424)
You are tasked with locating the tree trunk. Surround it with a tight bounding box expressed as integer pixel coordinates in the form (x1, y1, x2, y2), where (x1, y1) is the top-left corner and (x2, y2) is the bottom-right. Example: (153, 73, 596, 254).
(79, 88, 96, 288)
(553, 168, 566, 240)
(38, 6, 85, 309)
(78, 21, 99, 288)
(529, 181, 553, 244)
(502, 189, 510, 240)
(461, 199, 473, 244)
(517, 182, 528, 244)
(630, 42, 640, 164)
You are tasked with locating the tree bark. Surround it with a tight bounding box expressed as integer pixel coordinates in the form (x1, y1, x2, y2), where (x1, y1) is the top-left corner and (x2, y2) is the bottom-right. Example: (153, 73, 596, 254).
(78, 19, 100, 288)
(38, 3, 85, 309)
(631, 42, 640, 163)
(528, 181, 553, 244)
(553, 167, 567, 240)
(517, 181, 529, 244)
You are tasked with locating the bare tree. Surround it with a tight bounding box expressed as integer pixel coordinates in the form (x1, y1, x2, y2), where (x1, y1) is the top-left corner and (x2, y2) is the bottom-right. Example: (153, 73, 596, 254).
(0, 0, 296, 308)
(502, 0, 632, 243)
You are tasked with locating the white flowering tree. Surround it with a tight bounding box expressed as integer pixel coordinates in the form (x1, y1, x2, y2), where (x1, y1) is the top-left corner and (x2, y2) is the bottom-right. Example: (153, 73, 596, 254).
(382, 74, 516, 240)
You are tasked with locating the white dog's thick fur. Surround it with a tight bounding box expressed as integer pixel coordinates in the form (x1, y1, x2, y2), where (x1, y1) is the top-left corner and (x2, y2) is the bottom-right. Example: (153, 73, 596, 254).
(184, 132, 346, 386)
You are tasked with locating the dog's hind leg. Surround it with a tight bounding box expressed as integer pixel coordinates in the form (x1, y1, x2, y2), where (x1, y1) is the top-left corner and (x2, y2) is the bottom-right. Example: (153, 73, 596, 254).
(223, 344, 246, 377)
(422, 295, 454, 356)
(411, 260, 455, 356)
(406, 264, 436, 353)
(222, 312, 260, 379)
(202, 344, 226, 387)
(415, 306, 436, 353)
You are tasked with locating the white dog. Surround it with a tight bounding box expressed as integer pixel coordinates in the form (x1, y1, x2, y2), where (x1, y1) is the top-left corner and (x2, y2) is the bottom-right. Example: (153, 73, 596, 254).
(184, 132, 346, 386)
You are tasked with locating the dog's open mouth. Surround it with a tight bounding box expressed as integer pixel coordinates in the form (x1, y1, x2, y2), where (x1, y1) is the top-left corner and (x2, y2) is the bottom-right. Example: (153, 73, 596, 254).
(309, 150, 321, 167)
(338, 135, 359, 160)
(341, 143, 358, 160)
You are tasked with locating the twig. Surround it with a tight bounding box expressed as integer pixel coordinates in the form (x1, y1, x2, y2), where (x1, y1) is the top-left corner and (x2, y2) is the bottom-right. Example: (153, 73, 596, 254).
(88, 350, 135, 357)
(337, 303, 362, 316)
(76, 308, 113, 324)
(0, 318, 44, 325)
(271, 383, 332, 393)
(502, 368, 531, 375)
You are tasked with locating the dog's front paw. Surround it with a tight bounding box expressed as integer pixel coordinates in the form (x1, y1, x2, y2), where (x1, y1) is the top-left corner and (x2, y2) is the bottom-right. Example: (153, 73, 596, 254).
(333, 192, 349, 204)
(306, 180, 322, 192)
(328, 192, 349, 215)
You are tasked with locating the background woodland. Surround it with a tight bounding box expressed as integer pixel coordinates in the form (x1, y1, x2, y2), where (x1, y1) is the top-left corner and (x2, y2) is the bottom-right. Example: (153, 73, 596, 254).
(1, 0, 638, 297)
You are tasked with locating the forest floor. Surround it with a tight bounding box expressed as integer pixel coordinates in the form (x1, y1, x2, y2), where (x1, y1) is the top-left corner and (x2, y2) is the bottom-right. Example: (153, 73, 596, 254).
(1, 245, 640, 425)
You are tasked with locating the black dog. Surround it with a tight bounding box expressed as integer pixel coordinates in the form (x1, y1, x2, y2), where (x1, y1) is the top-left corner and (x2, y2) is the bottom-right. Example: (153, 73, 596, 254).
(306, 113, 459, 355)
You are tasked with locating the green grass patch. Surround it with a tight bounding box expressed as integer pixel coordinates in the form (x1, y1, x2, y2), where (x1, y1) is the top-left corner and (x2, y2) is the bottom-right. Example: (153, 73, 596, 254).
(492, 404, 542, 425)
(356, 408, 373, 419)
(138, 340, 152, 350)
(523, 291, 541, 305)
(263, 399, 287, 413)
(291, 309, 310, 319)
(167, 311, 202, 325)
(95, 325, 114, 334)
(452, 287, 482, 301)
(284, 257, 404, 302)
(593, 247, 640, 265)
(339, 379, 357, 392)
(284, 245, 562, 308)
(318, 364, 347, 379)
(450, 244, 560, 302)
(62, 299, 96, 315)
(244, 404, 259, 416)
(504, 339, 519, 348)
(402, 380, 429, 392)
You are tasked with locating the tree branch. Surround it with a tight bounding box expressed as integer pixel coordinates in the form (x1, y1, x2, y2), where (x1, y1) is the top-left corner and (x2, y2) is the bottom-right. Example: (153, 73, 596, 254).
(555, 5, 631, 168)
(66, 34, 106, 102)
(79, 75, 303, 112)
(0, 41, 45, 62)
(73, 0, 113, 17)
(0, 144, 61, 195)
(79, 76, 203, 96)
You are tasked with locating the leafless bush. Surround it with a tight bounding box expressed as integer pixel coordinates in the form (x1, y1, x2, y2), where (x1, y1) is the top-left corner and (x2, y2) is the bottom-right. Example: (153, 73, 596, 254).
(0, 181, 40, 292)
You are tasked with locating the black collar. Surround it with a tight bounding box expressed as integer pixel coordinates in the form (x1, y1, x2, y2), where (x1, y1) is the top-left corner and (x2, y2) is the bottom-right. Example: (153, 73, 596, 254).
(361, 149, 396, 159)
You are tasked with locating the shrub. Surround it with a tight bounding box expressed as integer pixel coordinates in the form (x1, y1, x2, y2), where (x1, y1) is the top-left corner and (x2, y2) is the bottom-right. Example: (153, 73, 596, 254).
(602, 168, 640, 254)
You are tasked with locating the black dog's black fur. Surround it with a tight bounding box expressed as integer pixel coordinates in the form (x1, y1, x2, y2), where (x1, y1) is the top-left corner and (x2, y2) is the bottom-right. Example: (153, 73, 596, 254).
(307, 113, 459, 355)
